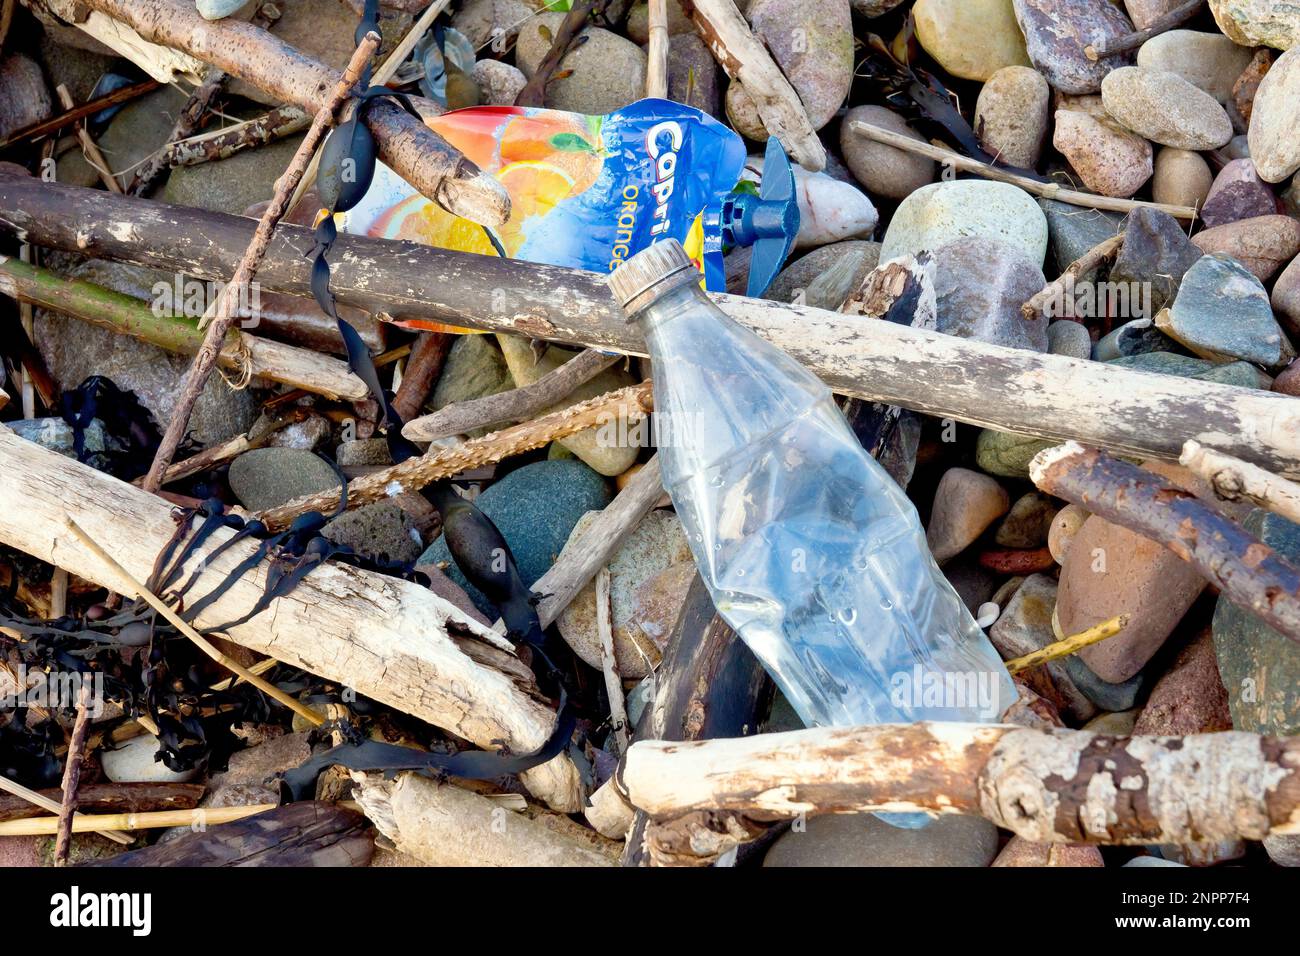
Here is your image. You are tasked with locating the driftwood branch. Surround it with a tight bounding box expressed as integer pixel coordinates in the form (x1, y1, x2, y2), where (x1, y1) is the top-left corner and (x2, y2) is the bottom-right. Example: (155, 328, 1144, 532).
(403, 348, 620, 441)
(0, 254, 367, 401)
(53, 681, 94, 865)
(621, 723, 1300, 865)
(850, 121, 1197, 220)
(354, 772, 617, 867)
(0, 773, 131, 845)
(4, 174, 1300, 475)
(1031, 441, 1300, 645)
(0, 782, 203, 823)
(390, 331, 452, 424)
(160, 105, 310, 169)
(684, 0, 826, 170)
(142, 32, 381, 493)
(1022, 232, 1126, 321)
(0, 426, 581, 811)
(258, 381, 653, 530)
(74, 0, 506, 225)
(1084, 0, 1204, 60)
(1180, 440, 1300, 524)
(54, 84, 121, 193)
(0, 78, 159, 150)
(646, 0, 669, 99)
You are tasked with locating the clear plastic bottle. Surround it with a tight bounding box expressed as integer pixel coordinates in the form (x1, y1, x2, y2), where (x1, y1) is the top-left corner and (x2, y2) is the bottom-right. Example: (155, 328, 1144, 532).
(609, 240, 1016, 732)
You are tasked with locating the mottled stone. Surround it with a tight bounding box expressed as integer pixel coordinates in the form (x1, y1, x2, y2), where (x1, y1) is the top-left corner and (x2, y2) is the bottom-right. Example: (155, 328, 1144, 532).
(996, 492, 1059, 548)
(429, 335, 513, 437)
(1159, 253, 1291, 368)
(765, 241, 881, 305)
(1108, 351, 1270, 388)
(1110, 207, 1204, 313)
(880, 181, 1049, 264)
(204, 732, 312, 808)
(764, 812, 999, 867)
(914, 0, 1031, 82)
(1063, 654, 1147, 711)
(1209, 0, 1300, 50)
(1191, 214, 1300, 281)
(1052, 110, 1153, 198)
(452, 0, 532, 48)
(1101, 67, 1233, 150)
(1039, 199, 1123, 275)
(1013, 0, 1135, 95)
(516, 14, 647, 114)
(1124, 0, 1183, 30)
(1272, 253, 1300, 334)
(993, 836, 1104, 866)
(927, 467, 1011, 564)
(976, 430, 1057, 479)
(1132, 629, 1233, 734)
(975, 66, 1051, 168)
(471, 59, 526, 106)
(227, 448, 342, 512)
(1137, 30, 1256, 103)
(1152, 148, 1214, 209)
(1248, 46, 1300, 182)
(931, 238, 1048, 351)
(1200, 159, 1278, 228)
(1212, 508, 1300, 735)
(841, 105, 935, 201)
(322, 501, 423, 565)
(1047, 503, 1089, 565)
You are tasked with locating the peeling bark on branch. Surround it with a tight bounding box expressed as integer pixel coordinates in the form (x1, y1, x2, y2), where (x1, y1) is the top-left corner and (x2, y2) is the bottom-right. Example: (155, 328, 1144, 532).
(621, 723, 1300, 865)
(4, 174, 1300, 476)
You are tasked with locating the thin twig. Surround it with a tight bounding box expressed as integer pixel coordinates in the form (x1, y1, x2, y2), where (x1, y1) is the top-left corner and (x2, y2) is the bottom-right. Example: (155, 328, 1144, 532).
(402, 348, 620, 441)
(1005, 614, 1129, 674)
(595, 567, 629, 755)
(1084, 0, 1204, 60)
(850, 121, 1198, 220)
(1021, 232, 1126, 321)
(141, 32, 382, 493)
(54, 84, 122, 193)
(0, 79, 160, 150)
(62, 517, 326, 727)
(54, 681, 95, 865)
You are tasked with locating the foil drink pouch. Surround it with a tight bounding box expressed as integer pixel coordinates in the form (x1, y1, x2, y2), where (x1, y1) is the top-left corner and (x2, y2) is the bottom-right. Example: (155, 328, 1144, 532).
(338, 98, 747, 333)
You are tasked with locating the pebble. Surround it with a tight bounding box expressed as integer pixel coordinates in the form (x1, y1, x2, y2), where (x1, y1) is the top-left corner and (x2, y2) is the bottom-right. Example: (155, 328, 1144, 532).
(763, 812, 999, 867)
(800, 243, 885, 310)
(1159, 253, 1291, 368)
(0, 54, 52, 144)
(1272, 254, 1300, 332)
(840, 105, 936, 201)
(1109, 352, 1269, 388)
(1039, 199, 1123, 275)
(725, 0, 853, 134)
(993, 837, 1104, 867)
(996, 492, 1059, 548)
(497, 336, 640, 475)
(335, 438, 392, 467)
(1235, 49, 1274, 126)
(10, 417, 113, 461)
(853, 0, 908, 13)
(1013, 0, 1135, 95)
(1274, 357, 1300, 395)
(931, 238, 1048, 351)
(1052, 110, 1153, 199)
(1124, 855, 1187, 867)
(1151, 148, 1214, 209)
(1047, 503, 1089, 564)
(452, 0, 532, 48)
(1136, 30, 1256, 104)
(1209, 0, 1300, 50)
(227, 448, 342, 511)
(974, 66, 1051, 168)
(1091, 321, 1180, 360)
(36, 261, 254, 447)
(765, 241, 881, 305)
(1102, 67, 1233, 151)
(975, 430, 1056, 479)
(556, 510, 693, 678)
(664, 32, 720, 116)
(1082, 708, 1139, 735)
(417, 460, 612, 616)
(1212, 508, 1300, 735)
(1046, 320, 1092, 359)
(196, 0, 248, 19)
(926, 467, 1010, 564)
(943, 556, 1002, 614)
(102, 734, 200, 784)
(164, 134, 306, 214)
(1109, 208, 1203, 313)
(1264, 834, 1300, 867)
(880, 181, 1048, 265)
(1191, 214, 1300, 281)
(516, 14, 647, 114)
(1124, 0, 1183, 30)
(779, 164, 878, 249)
(1199, 159, 1277, 227)
(1248, 47, 1300, 183)
(990, 574, 1097, 722)
(322, 502, 423, 566)
(429, 335, 514, 437)
(913, 0, 1031, 82)
(1058, 465, 1208, 682)
(471, 59, 527, 106)
(1132, 628, 1233, 734)
(1062, 654, 1147, 711)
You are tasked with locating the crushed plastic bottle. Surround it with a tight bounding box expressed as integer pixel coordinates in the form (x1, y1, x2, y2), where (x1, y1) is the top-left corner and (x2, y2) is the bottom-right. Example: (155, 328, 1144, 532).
(608, 240, 1017, 739)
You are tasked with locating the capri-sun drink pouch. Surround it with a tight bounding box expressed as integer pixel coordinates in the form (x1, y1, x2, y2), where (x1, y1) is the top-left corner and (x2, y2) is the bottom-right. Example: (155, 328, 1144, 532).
(338, 99, 749, 333)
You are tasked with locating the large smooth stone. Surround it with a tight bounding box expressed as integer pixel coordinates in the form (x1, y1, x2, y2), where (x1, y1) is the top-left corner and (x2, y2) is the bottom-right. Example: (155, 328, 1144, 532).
(1052, 109, 1153, 198)
(1248, 46, 1300, 182)
(840, 105, 935, 201)
(1159, 253, 1291, 368)
(1100, 66, 1233, 150)
(1013, 0, 1135, 94)
(1199, 158, 1279, 228)
(913, 0, 1031, 82)
(516, 14, 647, 114)
(880, 181, 1048, 264)
(1191, 214, 1300, 281)
(931, 237, 1048, 350)
(227, 448, 341, 511)
(1209, 0, 1300, 50)
(1109, 207, 1204, 313)
(974, 66, 1051, 168)
(1137, 30, 1256, 104)
(763, 812, 999, 867)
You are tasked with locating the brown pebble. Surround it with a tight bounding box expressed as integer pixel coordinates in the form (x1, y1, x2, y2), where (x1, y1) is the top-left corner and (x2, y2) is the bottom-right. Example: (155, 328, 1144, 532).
(977, 546, 1055, 574)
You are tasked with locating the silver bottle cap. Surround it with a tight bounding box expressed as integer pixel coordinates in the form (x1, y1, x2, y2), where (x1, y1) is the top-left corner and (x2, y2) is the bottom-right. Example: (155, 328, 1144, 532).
(607, 239, 697, 313)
